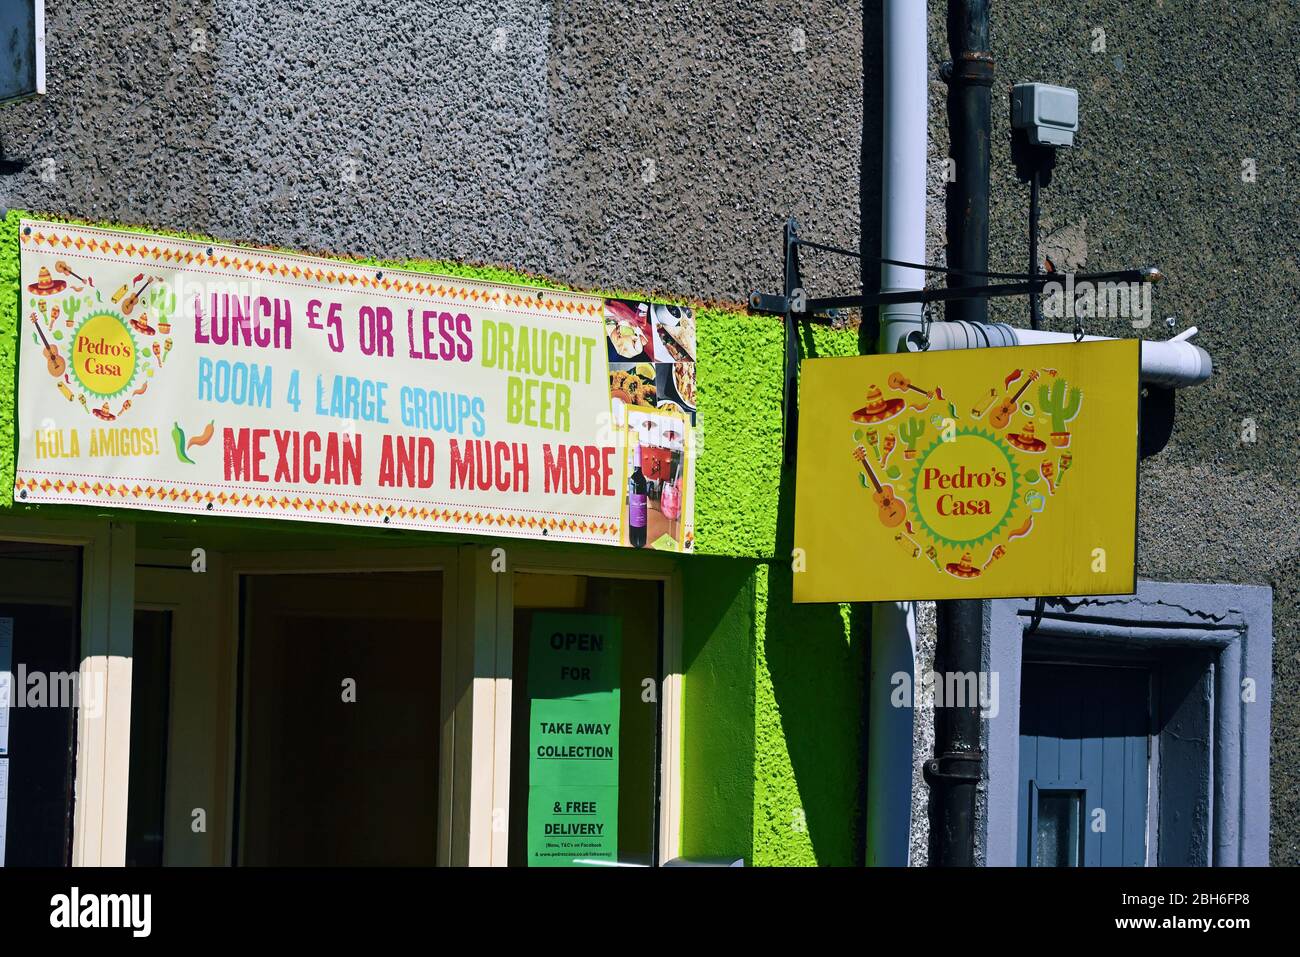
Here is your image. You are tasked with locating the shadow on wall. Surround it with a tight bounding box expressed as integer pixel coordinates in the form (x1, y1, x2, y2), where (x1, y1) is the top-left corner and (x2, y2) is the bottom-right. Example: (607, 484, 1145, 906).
(760, 454, 869, 866)
(859, 0, 885, 344)
(680, 506, 867, 868)
(738, 322, 874, 866)
(680, 557, 759, 863)
(716, 18, 888, 850)
(678, 313, 874, 866)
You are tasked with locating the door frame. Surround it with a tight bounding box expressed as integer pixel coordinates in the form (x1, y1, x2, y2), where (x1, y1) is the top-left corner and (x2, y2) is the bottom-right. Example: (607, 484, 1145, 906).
(8, 514, 690, 867)
(221, 545, 461, 866)
(134, 560, 225, 864)
(0, 514, 133, 867)
(483, 546, 684, 867)
(984, 581, 1272, 866)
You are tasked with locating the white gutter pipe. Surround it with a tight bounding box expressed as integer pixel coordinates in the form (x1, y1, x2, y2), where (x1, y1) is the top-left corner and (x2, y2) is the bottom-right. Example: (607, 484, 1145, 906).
(904, 320, 1213, 388)
(865, 0, 927, 868)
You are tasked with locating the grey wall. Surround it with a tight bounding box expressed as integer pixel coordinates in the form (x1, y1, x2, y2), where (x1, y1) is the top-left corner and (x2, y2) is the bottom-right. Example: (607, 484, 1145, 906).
(921, 1, 1298, 865)
(905, 2, 1298, 867)
(0, 0, 868, 302)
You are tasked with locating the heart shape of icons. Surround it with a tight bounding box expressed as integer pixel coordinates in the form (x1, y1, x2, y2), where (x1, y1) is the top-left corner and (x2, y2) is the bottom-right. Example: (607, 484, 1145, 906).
(28, 261, 174, 423)
(850, 365, 1082, 581)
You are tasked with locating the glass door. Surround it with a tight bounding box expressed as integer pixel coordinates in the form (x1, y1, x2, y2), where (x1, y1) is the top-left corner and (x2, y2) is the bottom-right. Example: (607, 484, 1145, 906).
(235, 570, 444, 865)
(507, 571, 668, 867)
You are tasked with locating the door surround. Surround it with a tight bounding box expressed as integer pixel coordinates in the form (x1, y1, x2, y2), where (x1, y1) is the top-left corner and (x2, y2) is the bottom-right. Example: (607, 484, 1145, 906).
(983, 580, 1272, 866)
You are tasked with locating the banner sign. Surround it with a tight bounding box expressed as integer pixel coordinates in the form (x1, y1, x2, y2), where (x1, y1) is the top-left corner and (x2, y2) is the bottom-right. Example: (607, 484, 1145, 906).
(526, 613, 621, 867)
(794, 340, 1139, 602)
(15, 221, 696, 550)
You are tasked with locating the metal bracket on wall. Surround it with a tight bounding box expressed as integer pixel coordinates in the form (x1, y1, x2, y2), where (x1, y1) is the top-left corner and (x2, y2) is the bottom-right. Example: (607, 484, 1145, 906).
(749, 222, 1164, 469)
(763, 218, 856, 467)
(922, 751, 982, 786)
(750, 260, 1161, 317)
(780, 218, 800, 468)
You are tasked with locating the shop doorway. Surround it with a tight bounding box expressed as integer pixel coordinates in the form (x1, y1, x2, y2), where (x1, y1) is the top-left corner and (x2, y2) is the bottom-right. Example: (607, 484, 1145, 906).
(234, 570, 443, 866)
(1018, 661, 1153, 866)
(987, 583, 1272, 866)
(502, 566, 683, 867)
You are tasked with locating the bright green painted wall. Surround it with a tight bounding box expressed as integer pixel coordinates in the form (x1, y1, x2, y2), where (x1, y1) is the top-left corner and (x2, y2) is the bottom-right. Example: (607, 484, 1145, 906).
(0, 212, 19, 496)
(679, 557, 759, 860)
(0, 210, 869, 865)
(678, 314, 869, 865)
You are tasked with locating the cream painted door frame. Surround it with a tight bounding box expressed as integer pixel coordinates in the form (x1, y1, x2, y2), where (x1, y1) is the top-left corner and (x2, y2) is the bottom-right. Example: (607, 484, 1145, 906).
(134, 557, 226, 865)
(4, 516, 686, 868)
(0, 515, 135, 867)
(220, 544, 462, 865)
(487, 548, 685, 867)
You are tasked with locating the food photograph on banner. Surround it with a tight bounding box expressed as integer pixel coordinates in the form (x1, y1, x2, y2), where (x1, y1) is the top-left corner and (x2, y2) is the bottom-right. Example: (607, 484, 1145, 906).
(793, 340, 1140, 603)
(604, 297, 697, 552)
(14, 221, 698, 552)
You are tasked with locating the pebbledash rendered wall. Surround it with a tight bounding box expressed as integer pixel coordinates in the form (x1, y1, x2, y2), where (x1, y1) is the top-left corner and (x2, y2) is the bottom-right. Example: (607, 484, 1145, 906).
(913, 1, 1300, 866)
(8, 0, 1290, 869)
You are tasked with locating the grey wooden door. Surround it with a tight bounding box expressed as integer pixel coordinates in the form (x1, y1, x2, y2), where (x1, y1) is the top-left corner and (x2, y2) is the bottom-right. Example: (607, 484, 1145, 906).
(1018, 662, 1151, 866)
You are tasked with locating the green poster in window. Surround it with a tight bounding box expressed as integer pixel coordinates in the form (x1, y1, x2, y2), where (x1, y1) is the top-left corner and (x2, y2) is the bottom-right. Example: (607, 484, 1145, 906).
(527, 613, 620, 866)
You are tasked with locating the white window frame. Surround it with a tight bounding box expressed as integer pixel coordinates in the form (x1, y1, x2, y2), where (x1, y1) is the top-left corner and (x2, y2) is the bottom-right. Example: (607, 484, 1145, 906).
(0, 514, 134, 867)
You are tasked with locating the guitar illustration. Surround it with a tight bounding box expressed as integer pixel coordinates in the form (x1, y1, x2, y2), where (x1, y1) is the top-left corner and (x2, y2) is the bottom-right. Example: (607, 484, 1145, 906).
(55, 261, 93, 288)
(988, 370, 1040, 430)
(888, 371, 942, 400)
(30, 314, 67, 378)
(121, 276, 155, 316)
(853, 445, 907, 528)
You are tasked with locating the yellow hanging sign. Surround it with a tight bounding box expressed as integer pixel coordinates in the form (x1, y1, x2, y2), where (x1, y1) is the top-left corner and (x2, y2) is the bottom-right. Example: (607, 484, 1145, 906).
(793, 340, 1139, 603)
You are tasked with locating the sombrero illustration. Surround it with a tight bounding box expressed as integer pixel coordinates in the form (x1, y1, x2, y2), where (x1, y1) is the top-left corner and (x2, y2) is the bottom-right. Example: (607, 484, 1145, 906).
(851, 384, 906, 424)
(1007, 421, 1047, 452)
(945, 552, 982, 578)
(28, 266, 67, 296)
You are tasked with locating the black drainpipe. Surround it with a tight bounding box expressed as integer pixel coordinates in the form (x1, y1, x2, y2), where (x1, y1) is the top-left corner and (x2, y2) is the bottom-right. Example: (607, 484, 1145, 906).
(925, 0, 994, 867)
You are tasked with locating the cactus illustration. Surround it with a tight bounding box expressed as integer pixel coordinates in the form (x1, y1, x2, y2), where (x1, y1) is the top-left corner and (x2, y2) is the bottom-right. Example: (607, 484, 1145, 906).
(63, 295, 83, 329)
(149, 286, 177, 333)
(899, 417, 926, 458)
(1038, 378, 1082, 447)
